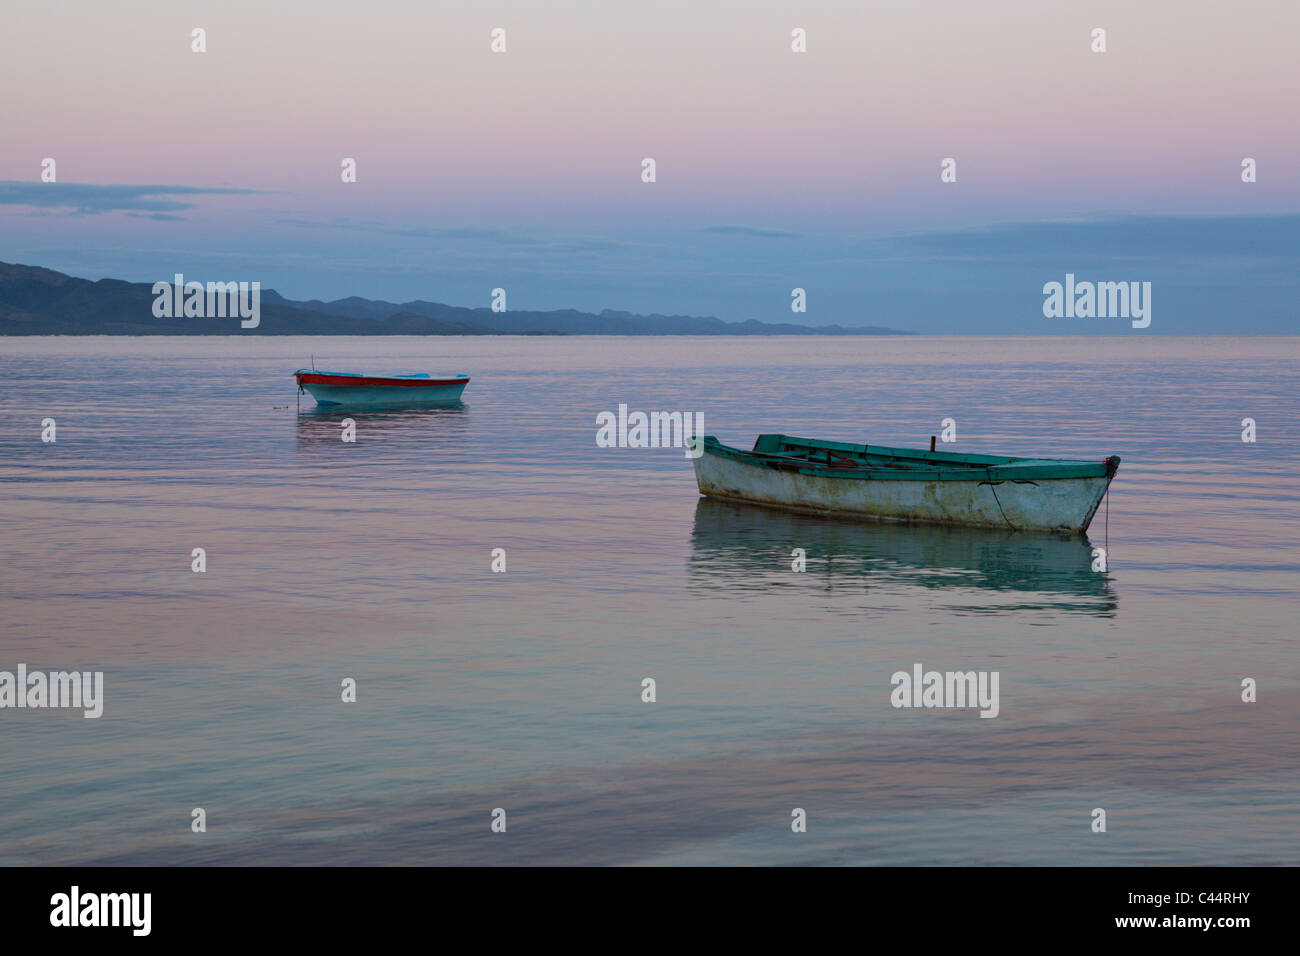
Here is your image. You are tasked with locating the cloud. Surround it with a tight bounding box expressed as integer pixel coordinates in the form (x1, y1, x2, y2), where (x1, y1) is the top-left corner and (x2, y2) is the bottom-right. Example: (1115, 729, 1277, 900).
(276, 217, 544, 245)
(700, 225, 803, 239)
(275, 217, 633, 253)
(0, 181, 264, 218)
(889, 214, 1300, 262)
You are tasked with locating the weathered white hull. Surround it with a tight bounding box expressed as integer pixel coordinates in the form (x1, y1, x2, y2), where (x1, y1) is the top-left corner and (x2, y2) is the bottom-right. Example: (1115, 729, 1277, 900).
(694, 450, 1112, 533)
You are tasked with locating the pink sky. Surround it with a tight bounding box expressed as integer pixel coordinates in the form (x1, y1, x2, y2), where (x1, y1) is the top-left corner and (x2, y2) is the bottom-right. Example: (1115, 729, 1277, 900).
(1, 1, 1296, 329)
(2, 0, 1295, 227)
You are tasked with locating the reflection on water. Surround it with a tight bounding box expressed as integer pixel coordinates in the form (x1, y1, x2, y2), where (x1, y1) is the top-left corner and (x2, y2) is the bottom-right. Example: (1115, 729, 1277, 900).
(294, 403, 469, 455)
(689, 497, 1116, 615)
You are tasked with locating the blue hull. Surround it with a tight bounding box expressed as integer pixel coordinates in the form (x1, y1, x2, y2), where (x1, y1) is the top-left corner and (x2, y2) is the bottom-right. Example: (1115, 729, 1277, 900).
(302, 381, 469, 407)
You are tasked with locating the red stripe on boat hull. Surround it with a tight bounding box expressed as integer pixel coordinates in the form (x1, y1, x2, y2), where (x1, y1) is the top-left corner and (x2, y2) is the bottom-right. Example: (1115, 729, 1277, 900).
(295, 374, 470, 388)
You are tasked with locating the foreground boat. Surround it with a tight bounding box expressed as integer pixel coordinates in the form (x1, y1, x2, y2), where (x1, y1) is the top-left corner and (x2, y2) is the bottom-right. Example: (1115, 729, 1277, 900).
(294, 369, 470, 407)
(692, 434, 1119, 533)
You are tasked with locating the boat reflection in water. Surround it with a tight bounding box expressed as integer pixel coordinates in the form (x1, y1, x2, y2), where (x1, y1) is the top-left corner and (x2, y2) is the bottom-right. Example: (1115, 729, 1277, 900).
(294, 402, 469, 458)
(688, 497, 1116, 616)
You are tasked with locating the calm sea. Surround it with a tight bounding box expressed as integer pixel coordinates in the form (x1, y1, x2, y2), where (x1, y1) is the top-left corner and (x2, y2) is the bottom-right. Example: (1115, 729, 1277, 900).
(1, 335, 1297, 865)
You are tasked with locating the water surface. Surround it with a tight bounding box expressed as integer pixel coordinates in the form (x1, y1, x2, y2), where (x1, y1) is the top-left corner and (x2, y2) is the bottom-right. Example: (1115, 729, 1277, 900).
(1, 335, 1296, 864)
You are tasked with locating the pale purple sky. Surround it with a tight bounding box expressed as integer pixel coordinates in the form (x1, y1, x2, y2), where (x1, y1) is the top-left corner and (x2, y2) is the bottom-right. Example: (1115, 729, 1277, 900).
(1, 0, 1297, 331)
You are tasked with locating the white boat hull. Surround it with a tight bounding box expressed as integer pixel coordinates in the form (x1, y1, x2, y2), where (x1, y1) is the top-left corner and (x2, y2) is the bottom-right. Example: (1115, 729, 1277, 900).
(693, 450, 1112, 533)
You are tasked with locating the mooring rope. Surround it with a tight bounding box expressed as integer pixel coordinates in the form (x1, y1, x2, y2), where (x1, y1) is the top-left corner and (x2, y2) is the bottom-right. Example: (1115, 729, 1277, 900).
(980, 477, 1016, 530)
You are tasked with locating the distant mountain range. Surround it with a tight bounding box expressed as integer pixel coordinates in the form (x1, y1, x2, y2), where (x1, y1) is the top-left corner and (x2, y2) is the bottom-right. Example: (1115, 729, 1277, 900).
(0, 262, 911, 335)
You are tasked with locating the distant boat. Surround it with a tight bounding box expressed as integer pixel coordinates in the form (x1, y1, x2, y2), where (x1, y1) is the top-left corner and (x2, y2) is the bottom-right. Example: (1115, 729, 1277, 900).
(692, 434, 1120, 534)
(294, 369, 470, 407)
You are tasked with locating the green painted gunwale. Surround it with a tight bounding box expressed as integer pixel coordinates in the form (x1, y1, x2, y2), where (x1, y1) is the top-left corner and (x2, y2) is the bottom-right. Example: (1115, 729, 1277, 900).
(700, 435, 1120, 482)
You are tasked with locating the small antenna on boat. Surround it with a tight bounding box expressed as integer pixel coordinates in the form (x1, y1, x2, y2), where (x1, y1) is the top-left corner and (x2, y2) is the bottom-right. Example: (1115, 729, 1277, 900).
(311, 354, 315, 370)
(930, 435, 936, 452)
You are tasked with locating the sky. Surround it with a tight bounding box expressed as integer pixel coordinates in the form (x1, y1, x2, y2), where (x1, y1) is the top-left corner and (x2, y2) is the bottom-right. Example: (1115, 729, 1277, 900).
(1, 0, 1297, 333)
